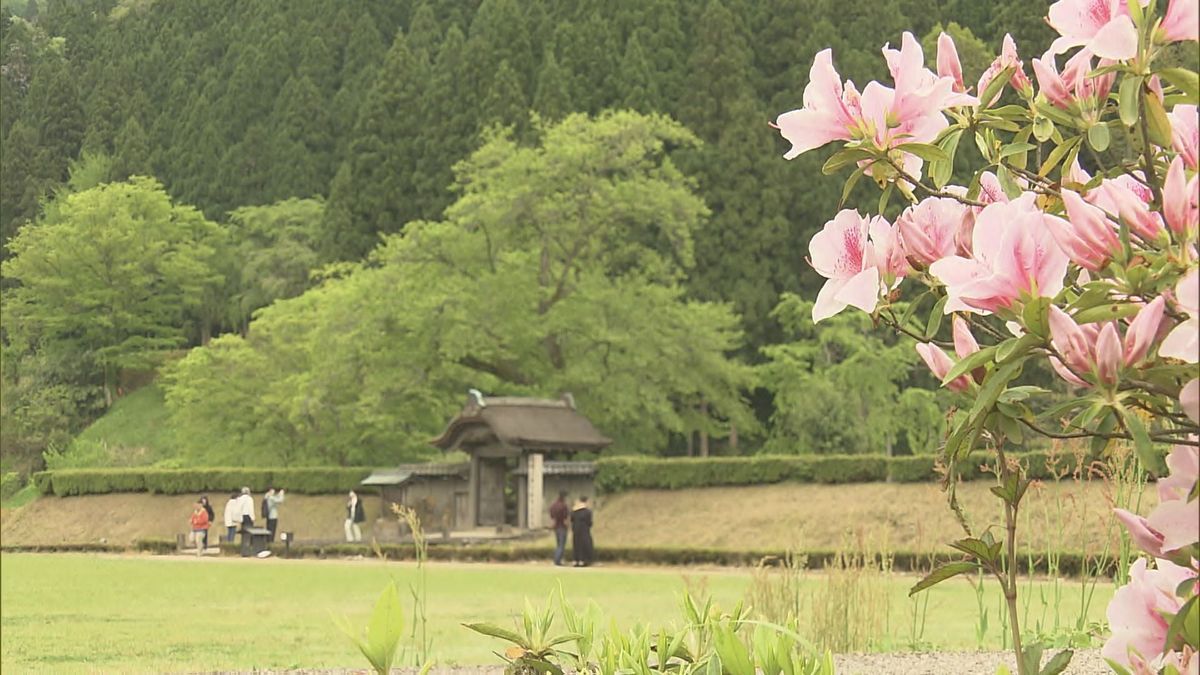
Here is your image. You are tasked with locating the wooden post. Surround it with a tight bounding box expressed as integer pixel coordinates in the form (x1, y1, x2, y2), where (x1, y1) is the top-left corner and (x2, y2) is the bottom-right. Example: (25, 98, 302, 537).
(527, 452, 544, 530)
(468, 455, 480, 528)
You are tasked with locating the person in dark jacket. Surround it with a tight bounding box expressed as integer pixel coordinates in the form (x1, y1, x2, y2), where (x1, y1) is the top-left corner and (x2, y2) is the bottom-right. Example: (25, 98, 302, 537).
(549, 491, 570, 566)
(198, 495, 215, 550)
(345, 490, 366, 542)
(570, 496, 594, 567)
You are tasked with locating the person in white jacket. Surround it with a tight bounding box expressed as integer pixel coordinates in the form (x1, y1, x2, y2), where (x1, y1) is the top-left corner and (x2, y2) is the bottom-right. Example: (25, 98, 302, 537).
(222, 492, 240, 542)
(235, 487, 256, 555)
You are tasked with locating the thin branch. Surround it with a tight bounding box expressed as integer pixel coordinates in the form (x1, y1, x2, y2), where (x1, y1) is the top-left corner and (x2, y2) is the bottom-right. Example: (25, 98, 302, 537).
(883, 156, 986, 207)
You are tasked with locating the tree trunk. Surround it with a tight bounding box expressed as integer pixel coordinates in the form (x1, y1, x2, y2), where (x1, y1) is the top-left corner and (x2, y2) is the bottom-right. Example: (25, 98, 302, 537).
(686, 430, 694, 457)
(699, 400, 709, 457)
(729, 423, 738, 453)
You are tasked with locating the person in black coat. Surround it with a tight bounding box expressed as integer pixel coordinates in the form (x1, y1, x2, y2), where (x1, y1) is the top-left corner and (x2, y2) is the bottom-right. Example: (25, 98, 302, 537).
(570, 496, 594, 567)
(198, 495, 215, 550)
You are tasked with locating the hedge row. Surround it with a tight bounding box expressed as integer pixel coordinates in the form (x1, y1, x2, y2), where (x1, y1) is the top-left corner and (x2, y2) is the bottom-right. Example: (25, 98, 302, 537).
(120, 539, 1113, 577)
(594, 451, 1087, 493)
(29, 451, 1089, 498)
(31, 467, 376, 497)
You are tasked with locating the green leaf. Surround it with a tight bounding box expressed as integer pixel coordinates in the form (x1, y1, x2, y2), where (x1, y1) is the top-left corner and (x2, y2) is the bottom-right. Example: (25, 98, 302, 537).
(879, 182, 895, 215)
(997, 165, 1023, 199)
(895, 142, 949, 163)
(900, 291, 931, 329)
(464, 622, 532, 649)
(942, 345, 999, 385)
(931, 130, 963, 189)
(1145, 93, 1174, 148)
(839, 167, 866, 207)
(926, 297, 948, 338)
(1119, 75, 1143, 126)
(1086, 123, 1110, 152)
(1159, 67, 1200, 103)
(1104, 659, 1134, 675)
(910, 561, 979, 595)
(949, 537, 998, 563)
(1040, 649, 1073, 675)
(366, 582, 404, 670)
(1116, 406, 1158, 474)
(1022, 297, 1050, 338)
(999, 142, 1036, 160)
(974, 130, 993, 162)
(979, 66, 1015, 109)
(970, 359, 1024, 420)
(822, 147, 874, 175)
(1164, 595, 1198, 652)
(1127, 0, 1144, 27)
(1072, 302, 1142, 324)
(1021, 645, 1044, 675)
(997, 334, 1040, 365)
(1037, 102, 1078, 130)
(1032, 116, 1055, 142)
(1039, 136, 1082, 176)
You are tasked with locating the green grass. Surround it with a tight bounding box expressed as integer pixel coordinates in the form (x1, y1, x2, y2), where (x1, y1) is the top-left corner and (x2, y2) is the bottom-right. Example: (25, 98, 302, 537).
(53, 385, 180, 468)
(0, 553, 1114, 672)
(0, 483, 39, 510)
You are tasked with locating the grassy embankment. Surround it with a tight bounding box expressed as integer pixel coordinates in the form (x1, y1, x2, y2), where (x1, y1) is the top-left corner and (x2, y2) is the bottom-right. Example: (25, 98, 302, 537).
(0, 553, 1115, 672)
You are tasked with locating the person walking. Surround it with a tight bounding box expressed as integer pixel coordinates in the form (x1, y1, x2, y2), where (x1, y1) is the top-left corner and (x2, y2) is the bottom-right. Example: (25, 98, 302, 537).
(344, 490, 365, 542)
(222, 491, 239, 543)
(198, 495, 215, 550)
(549, 491, 570, 566)
(570, 496, 594, 567)
(236, 487, 256, 556)
(189, 501, 210, 556)
(265, 488, 285, 541)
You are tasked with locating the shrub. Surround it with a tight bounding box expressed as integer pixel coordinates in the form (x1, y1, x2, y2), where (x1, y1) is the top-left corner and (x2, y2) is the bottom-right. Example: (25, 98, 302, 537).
(0, 471, 24, 500)
(595, 450, 1084, 493)
(34, 467, 376, 496)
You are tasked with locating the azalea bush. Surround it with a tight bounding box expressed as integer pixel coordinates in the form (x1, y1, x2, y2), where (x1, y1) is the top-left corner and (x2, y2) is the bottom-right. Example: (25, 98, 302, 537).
(772, 1, 1198, 674)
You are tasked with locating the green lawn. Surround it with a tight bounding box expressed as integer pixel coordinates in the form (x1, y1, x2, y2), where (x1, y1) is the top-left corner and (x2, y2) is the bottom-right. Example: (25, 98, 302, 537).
(0, 553, 1114, 672)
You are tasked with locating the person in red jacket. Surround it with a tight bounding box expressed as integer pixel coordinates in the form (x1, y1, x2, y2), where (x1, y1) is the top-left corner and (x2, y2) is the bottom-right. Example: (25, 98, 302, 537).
(189, 501, 210, 556)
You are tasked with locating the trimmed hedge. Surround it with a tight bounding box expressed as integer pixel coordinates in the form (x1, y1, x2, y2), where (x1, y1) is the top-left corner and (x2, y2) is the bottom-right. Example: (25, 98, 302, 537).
(117, 539, 1113, 577)
(594, 450, 1087, 493)
(30, 451, 1092, 497)
(32, 467, 376, 497)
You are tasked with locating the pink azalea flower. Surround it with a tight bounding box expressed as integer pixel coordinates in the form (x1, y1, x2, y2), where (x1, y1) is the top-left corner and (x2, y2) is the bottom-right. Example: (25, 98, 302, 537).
(1183, 378, 1200, 425)
(977, 171, 1011, 205)
(775, 49, 858, 160)
(928, 194, 1069, 314)
(1165, 156, 1200, 236)
(1046, 298, 1165, 386)
(776, 34, 974, 178)
(1031, 48, 1114, 118)
(1125, 296, 1167, 364)
(808, 210, 907, 322)
(1161, 269, 1200, 363)
(896, 197, 972, 266)
(1113, 509, 1170, 558)
(1159, 443, 1200, 502)
(1114, 443, 1199, 557)
(915, 342, 970, 392)
(1048, 0, 1140, 60)
(1169, 104, 1198, 170)
(1103, 558, 1196, 671)
(952, 315, 981, 358)
(1160, 0, 1200, 44)
(977, 34, 1034, 106)
(1046, 189, 1122, 270)
(1091, 176, 1164, 240)
(937, 32, 965, 93)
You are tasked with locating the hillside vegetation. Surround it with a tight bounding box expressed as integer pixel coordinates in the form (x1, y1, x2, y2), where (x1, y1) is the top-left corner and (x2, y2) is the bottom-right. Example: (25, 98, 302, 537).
(1, 0, 1068, 473)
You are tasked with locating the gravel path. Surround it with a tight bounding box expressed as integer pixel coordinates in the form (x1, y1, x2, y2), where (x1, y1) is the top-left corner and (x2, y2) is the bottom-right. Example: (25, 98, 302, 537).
(195, 649, 1108, 675)
(834, 649, 1106, 674)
